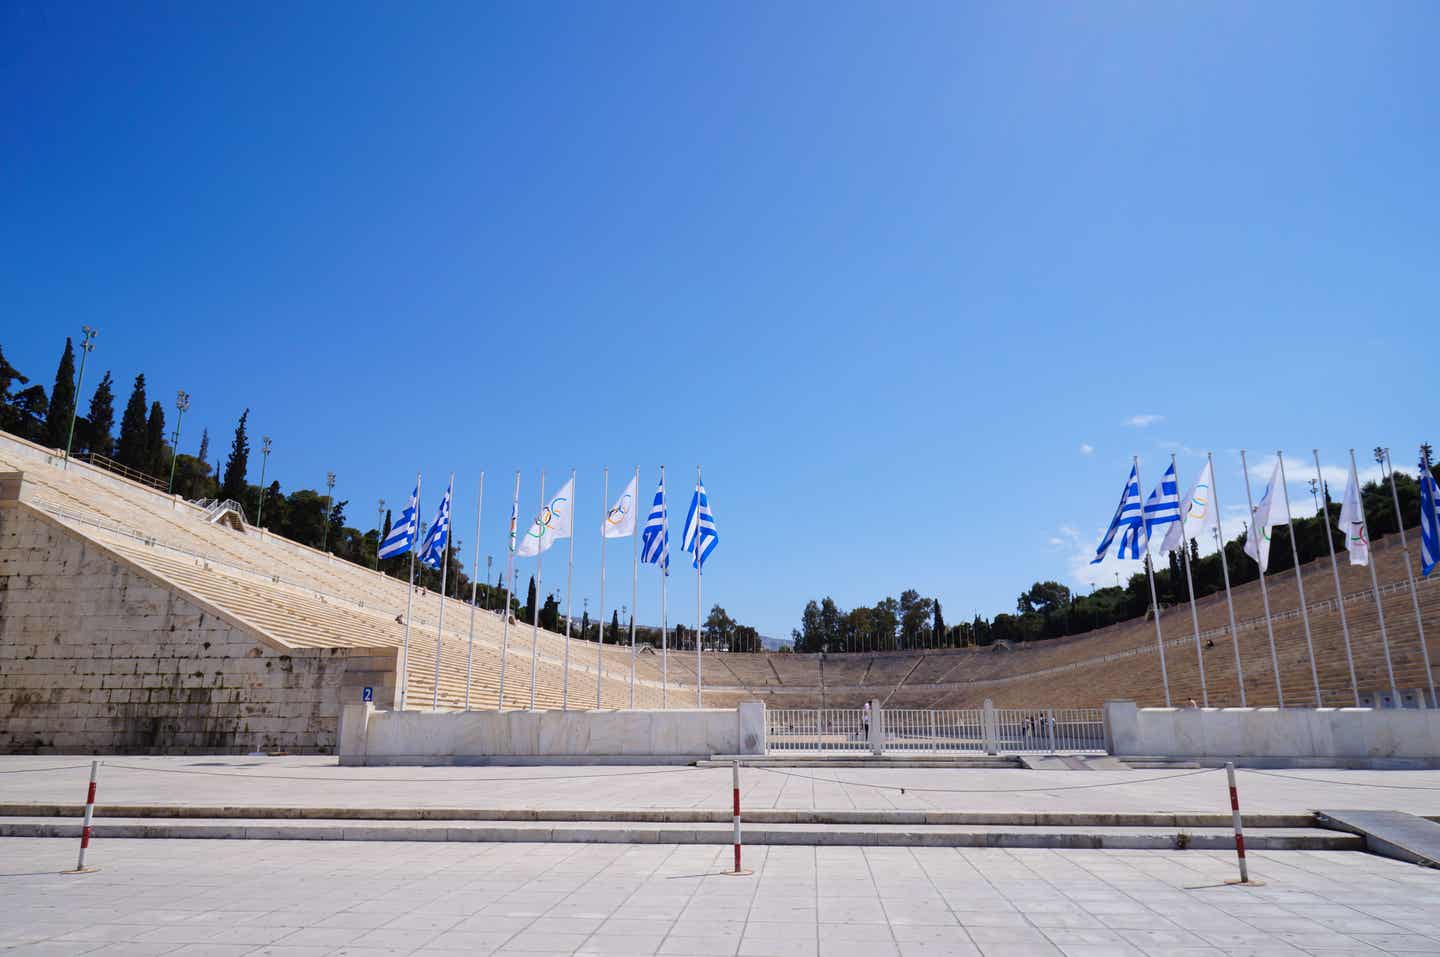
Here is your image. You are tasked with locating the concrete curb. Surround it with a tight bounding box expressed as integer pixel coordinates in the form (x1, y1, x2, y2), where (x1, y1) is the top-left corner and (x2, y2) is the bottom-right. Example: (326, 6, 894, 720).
(0, 816, 1362, 850)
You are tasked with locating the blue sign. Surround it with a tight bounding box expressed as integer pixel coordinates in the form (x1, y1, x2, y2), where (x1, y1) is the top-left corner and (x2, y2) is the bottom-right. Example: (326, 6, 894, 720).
(362, 686, 374, 703)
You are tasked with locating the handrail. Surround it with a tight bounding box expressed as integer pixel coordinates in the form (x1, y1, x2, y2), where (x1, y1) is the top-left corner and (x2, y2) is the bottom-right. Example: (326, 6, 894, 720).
(85, 452, 168, 492)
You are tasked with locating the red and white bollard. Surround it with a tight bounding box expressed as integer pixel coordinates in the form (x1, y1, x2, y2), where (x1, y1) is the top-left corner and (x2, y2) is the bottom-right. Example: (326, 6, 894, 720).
(728, 759, 751, 876)
(1225, 761, 1255, 885)
(65, 760, 101, 875)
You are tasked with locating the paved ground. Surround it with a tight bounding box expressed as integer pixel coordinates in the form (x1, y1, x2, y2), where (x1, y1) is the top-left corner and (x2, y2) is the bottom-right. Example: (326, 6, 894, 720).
(3, 838, 1439, 956)
(2, 756, 1440, 817)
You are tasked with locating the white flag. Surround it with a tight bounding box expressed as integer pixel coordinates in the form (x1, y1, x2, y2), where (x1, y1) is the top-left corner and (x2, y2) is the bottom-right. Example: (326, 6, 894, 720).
(602, 475, 638, 538)
(1161, 461, 1221, 554)
(1243, 459, 1282, 572)
(516, 476, 575, 557)
(1337, 460, 1370, 566)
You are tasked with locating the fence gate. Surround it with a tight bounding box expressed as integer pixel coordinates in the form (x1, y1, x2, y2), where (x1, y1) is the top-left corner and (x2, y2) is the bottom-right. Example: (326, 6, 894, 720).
(764, 706, 1105, 755)
(766, 709, 869, 752)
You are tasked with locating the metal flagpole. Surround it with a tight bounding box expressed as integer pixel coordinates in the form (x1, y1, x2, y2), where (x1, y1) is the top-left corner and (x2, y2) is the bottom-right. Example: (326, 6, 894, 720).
(1135, 456, 1172, 707)
(497, 471, 519, 711)
(597, 468, 609, 710)
(431, 473, 454, 711)
(1172, 453, 1209, 707)
(1350, 449, 1399, 706)
(562, 468, 576, 711)
(1384, 449, 1436, 709)
(1314, 450, 1359, 706)
(1240, 450, 1284, 707)
(1277, 452, 1321, 706)
(465, 472, 484, 711)
(696, 465, 703, 709)
(398, 473, 421, 712)
(531, 470, 546, 711)
(660, 465, 668, 709)
(630, 465, 640, 709)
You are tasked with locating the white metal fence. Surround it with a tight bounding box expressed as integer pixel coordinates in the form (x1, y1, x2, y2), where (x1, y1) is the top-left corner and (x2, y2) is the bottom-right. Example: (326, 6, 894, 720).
(765, 706, 1105, 754)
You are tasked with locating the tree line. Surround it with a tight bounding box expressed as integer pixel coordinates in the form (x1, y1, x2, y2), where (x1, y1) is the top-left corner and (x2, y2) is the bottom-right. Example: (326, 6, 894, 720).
(794, 449, 1440, 653)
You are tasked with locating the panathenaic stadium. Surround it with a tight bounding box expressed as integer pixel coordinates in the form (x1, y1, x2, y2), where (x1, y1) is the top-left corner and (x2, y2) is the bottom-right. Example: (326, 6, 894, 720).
(1, 429, 1436, 756)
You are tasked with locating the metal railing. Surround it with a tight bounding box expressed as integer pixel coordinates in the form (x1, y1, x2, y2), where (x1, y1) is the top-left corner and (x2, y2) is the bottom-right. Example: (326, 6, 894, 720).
(990, 707, 1105, 753)
(883, 708, 985, 752)
(766, 708, 869, 752)
(85, 452, 168, 492)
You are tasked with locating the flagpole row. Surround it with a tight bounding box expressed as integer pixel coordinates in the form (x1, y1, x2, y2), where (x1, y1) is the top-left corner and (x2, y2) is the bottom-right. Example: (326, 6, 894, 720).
(1348, 449, 1399, 705)
(497, 471, 520, 712)
(531, 471, 545, 712)
(1276, 452, 1321, 706)
(696, 464, 703, 709)
(398, 473, 422, 712)
(630, 465, 640, 709)
(1240, 450, 1285, 707)
(1204, 453, 1246, 707)
(431, 473, 454, 712)
(1384, 450, 1437, 710)
(465, 473, 484, 711)
(1313, 451, 1359, 706)
(1134, 456, 1172, 708)
(598, 467, 609, 711)
(1172, 453, 1210, 707)
(562, 468, 576, 711)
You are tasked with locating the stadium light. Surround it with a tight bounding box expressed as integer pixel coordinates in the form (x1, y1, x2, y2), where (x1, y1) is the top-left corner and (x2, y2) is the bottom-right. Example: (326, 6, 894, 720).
(322, 471, 336, 552)
(166, 390, 189, 495)
(375, 499, 385, 569)
(486, 555, 493, 609)
(62, 325, 97, 470)
(255, 437, 273, 528)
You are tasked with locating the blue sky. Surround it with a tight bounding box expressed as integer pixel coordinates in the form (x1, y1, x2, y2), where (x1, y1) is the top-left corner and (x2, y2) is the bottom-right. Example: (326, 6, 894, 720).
(3, 3, 1437, 638)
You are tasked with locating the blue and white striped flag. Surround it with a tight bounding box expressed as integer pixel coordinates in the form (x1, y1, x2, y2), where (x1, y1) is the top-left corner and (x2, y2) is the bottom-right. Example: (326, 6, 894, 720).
(1091, 464, 1143, 564)
(682, 479, 718, 570)
(377, 480, 419, 560)
(418, 476, 453, 569)
(640, 475, 670, 575)
(1142, 462, 1182, 545)
(1421, 457, 1439, 578)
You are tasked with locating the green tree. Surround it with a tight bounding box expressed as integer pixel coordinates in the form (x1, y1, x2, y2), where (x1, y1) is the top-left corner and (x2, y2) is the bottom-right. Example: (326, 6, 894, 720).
(0, 344, 28, 425)
(898, 589, 932, 648)
(44, 337, 76, 450)
(610, 609, 620, 641)
(84, 371, 115, 458)
(8, 385, 48, 441)
(115, 373, 149, 468)
(539, 593, 561, 632)
(220, 409, 250, 502)
(144, 400, 166, 475)
(704, 604, 736, 648)
(932, 599, 947, 647)
(525, 576, 538, 621)
(196, 427, 210, 468)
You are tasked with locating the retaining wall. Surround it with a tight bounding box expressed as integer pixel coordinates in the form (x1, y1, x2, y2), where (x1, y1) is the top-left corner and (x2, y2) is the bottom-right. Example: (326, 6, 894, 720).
(339, 701, 767, 765)
(1104, 699, 1440, 767)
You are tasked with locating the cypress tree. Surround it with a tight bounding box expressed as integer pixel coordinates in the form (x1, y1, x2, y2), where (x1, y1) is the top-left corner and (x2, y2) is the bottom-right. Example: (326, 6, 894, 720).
(196, 427, 210, 466)
(221, 409, 250, 502)
(84, 371, 115, 458)
(611, 609, 620, 640)
(932, 599, 946, 647)
(44, 337, 76, 450)
(115, 373, 149, 468)
(144, 401, 166, 475)
(525, 575, 537, 621)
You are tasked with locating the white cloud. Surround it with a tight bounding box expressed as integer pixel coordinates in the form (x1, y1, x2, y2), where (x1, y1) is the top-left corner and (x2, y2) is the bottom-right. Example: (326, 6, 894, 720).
(1079, 443, 1094, 456)
(1125, 414, 1164, 428)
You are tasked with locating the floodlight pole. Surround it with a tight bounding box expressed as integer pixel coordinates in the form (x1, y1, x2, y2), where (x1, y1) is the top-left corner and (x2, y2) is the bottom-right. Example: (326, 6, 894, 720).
(63, 325, 97, 469)
(166, 390, 189, 495)
(322, 471, 336, 551)
(254, 437, 272, 528)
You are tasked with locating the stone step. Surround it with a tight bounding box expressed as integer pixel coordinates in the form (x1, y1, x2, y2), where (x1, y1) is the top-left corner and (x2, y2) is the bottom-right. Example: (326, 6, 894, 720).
(0, 803, 1317, 828)
(0, 816, 1360, 850)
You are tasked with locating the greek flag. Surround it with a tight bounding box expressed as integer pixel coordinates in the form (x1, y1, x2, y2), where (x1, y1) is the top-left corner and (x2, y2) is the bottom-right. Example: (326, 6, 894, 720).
(418, 476, 453, 569)
(377, 481, 419, 559)
(682, 479, 718, 570)
(640, 475, 669, 574)
(1422, 458, 1439, 578)
(1091, 464, 1143, 564)
(1143, 462, 1182, 544)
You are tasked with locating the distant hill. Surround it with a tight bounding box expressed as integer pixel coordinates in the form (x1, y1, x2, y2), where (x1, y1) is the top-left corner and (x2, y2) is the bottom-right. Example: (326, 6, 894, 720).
(760, 634, 793, 651)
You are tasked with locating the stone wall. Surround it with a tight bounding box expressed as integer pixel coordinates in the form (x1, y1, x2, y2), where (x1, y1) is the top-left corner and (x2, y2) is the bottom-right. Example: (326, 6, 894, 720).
(339, 701, 767, 766)
(0, 502, 396, 754)
(1103, 699, 1440, 767)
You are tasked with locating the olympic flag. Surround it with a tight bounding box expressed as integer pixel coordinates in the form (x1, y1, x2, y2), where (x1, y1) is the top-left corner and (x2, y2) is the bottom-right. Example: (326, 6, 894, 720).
(1161, 460, 1220, 554)
(603, 475, 638, 538)
(1243, 458, 1282, 572)
(1337, 458, 1370, 566)
(517, 476, 574, 557)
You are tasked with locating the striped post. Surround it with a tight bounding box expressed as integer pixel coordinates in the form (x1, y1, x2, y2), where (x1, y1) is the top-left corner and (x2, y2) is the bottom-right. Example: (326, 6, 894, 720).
(67, 760, 100, 874)
(1226, 762, 1249, 884)
(732, 759, 742, 873)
